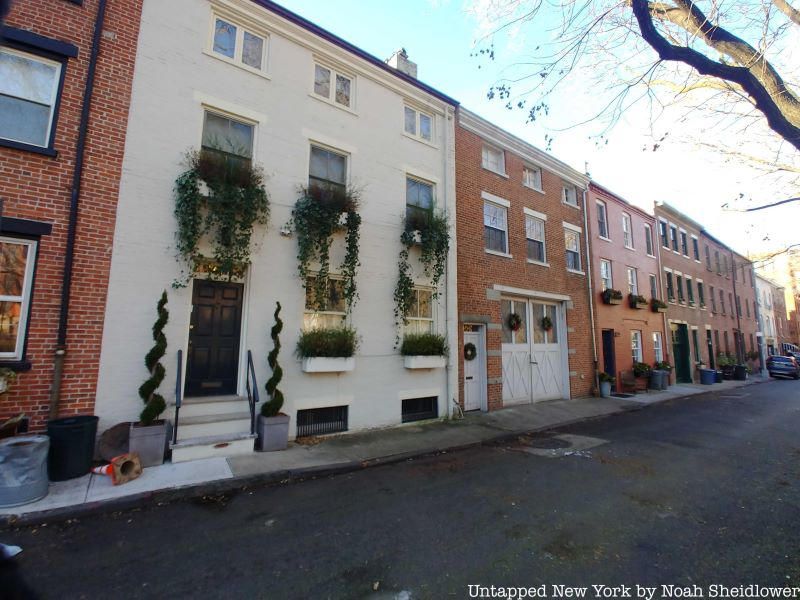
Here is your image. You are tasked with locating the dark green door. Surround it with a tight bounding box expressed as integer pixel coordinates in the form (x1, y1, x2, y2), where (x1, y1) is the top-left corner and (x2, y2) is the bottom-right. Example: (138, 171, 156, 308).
(672, 324, 691, 383)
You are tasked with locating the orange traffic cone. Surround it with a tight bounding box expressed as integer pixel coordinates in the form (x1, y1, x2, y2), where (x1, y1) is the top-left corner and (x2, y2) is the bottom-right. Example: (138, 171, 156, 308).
(91, 452, 143, 485)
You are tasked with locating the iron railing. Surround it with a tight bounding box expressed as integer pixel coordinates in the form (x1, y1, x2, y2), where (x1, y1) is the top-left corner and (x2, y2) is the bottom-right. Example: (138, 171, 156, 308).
(172, 349, 183, 445)
(245, 350, 258, 435)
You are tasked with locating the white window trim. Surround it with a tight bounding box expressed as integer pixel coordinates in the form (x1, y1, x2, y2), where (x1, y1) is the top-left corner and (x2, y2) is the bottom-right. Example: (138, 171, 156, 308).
(0, 237, 37, 360)
(523, 207, 547, 220)
(486, 248, 513, 259)
(622, 213, 634, 249)
(308, 141, 350, 187)
(562, 185, 580, 208)
(644, 223, 655, 257)
(627, 266, 638, 295)
(631, 330, 643, 364)
(600, 259, 613, 291)
(522, 165, 544, 193)
(403, 104, 436, 146)
(596, 201, 611, 241)
(484, 196, 510, 256)
(206, 12, 271, 79)
(405, 286, 435, 334)
(564, 226, 584, 274)
(311, 61, 357, 113)
(691, 234, 701, 262)
(482, 191, 510, 207)
(200, 106, 259, 158)
(524, 212, 547, 265)
(563, 221, 582, 233)
(481, 144, 507, 177)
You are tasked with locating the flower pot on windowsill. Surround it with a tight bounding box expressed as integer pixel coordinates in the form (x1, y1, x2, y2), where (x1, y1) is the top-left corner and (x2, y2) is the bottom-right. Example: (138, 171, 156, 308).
(629, 294, 648, 309)
(602, 289, 623, 305)
(129, 420, 169, 468)
(301, 357, 355, 373)
(404, 355, 447, 370)
(256, 414, 290, 452)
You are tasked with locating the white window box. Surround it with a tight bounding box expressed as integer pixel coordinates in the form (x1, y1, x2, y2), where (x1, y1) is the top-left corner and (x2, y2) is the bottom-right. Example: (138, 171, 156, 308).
(301, 357, 355, 373)
(403, 355, 446, 370)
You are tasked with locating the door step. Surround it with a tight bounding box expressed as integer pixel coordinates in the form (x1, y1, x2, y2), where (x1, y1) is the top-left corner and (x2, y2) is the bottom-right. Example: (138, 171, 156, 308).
(176, 411, 252, 440)
(170, 432, 256, 463)
(172, 395, 250, 418)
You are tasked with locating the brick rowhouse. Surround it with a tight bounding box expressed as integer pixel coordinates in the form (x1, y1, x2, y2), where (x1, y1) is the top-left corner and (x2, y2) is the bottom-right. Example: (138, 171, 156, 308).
(587, 182, 668, 389)
(455, 108, 593, 411)
(0, 0, 143, 430)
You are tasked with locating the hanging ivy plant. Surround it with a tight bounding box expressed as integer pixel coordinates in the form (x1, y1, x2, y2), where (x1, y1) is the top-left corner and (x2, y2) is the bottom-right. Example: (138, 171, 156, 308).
(393, 211, 449, 343)
(173, 149, 270, 287)
(290, 184, 361, 312)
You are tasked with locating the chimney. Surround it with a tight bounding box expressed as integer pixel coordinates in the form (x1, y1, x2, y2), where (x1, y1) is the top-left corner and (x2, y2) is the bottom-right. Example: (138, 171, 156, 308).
(386, 48, 417, 79)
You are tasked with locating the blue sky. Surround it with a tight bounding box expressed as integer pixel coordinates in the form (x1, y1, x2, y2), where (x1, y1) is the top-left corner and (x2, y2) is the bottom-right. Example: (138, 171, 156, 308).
(275, 0, 796, 257)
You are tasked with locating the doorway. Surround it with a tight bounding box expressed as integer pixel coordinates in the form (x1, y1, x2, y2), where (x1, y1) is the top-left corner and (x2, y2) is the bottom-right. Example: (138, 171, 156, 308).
(671, 323, 691, 384)
(601, 329, 616, 379)
(185, 280, 244, 397)
(463, 324, 486, 411)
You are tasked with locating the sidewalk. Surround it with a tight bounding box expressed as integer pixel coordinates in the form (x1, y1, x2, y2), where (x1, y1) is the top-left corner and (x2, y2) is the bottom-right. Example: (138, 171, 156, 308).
(0, 375, 766, 526)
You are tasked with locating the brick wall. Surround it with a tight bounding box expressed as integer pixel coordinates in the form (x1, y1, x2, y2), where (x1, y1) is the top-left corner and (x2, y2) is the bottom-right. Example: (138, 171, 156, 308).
(0, 0, 143, 430)
(455, 115, 594, 410)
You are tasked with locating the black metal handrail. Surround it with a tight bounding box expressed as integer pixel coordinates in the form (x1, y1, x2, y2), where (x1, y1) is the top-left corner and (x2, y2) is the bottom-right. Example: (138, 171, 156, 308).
(173, 349, 183, 445)
(246, 350, 258, 435)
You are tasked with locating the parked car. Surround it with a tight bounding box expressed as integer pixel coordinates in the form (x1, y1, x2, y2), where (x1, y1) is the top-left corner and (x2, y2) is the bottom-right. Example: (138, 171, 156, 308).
(767, 355, 800, 379)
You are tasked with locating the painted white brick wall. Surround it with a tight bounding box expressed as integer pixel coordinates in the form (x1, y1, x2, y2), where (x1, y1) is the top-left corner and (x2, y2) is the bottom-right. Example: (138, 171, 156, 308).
(95, 0, 457, 436)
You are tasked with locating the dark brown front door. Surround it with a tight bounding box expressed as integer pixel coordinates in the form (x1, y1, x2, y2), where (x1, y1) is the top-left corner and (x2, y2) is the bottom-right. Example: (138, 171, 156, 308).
(186, 280, 243, 397)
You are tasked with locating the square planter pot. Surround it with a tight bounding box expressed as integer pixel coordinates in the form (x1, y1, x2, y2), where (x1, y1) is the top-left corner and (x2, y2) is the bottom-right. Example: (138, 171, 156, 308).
(404, 355, 447, 370)
(257, 414, 290, 452)
(129, 421, 168, 467)
(301, 357, 355, 373)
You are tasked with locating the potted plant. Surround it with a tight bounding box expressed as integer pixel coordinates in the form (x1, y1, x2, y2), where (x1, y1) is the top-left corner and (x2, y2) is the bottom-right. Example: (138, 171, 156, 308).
(628, 293, 648, 309)
(401, 333, 448, 369)
(632, 361, 652, 381)
(0, 367, 17, 395)
(298, 327, 358, 373)
(602, 288, 623, 305)
(130, 291, 170, 467)
(258, 303, 290, 452)
(651, 298, 668, 313)
(717, 353, 735, 379)
(541, 315, 553, 332)
(598, 372, 615, 397)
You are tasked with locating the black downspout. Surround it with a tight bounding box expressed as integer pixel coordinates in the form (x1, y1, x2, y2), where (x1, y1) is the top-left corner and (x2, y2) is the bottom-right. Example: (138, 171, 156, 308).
(49, 0, 108, 419)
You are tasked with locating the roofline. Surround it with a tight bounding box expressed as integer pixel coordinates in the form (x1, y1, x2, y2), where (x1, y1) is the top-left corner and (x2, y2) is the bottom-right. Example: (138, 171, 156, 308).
(458, 107, 589, 188)
(589, 181, 655, 222)
(250, 0, 459, 107)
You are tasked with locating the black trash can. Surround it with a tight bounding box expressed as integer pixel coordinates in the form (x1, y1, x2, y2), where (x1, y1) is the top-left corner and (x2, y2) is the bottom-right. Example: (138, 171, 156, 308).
(733, 364, 748, 381)
(47, 415, 98, 481)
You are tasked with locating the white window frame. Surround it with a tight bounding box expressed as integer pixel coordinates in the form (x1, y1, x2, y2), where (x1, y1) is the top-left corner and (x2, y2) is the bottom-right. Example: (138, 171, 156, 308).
(481, 144, 506, 176)
(312, 62, 355, 110)
(659, 219, 669, 248)
(631, 330, 643, 364)
(405, 287, 435, 335)
(670, 224, 679, 252)
(600, 259, 613, 291)
(522, 165, 543, 191)
(649, 273, 658, 300)
(304, 275, 347, 330)
(562, 185, 579, 208)
(644, 224, 655, 257)
(622, 213, 633, 249)
(0, 237, 37, 360)
(208, 14, 269, 75)
(679, 229, 689, 257)
(686, 276, 694, 304)
(403, 105, 433, 143)
(626, 266, 638, 295)
(0, 47, 63, 149)
(563, 223, 583, 273)
(201, 108, 256, 161)
(653, 332, 663, 363)
(483, 193, 510, 256)
(691, 235, 700, 262)
(524, 209, 547, 265)
(597, 201, 610, 240)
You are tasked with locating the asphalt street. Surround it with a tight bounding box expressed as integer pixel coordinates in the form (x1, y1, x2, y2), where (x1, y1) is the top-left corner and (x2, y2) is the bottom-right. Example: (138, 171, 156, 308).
(3, 379, 800, 599)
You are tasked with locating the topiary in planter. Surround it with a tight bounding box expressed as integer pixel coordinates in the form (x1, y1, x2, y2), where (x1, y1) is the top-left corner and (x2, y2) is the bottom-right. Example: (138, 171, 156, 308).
(138, 291, 169, 425)
(262, 302, 284, 418)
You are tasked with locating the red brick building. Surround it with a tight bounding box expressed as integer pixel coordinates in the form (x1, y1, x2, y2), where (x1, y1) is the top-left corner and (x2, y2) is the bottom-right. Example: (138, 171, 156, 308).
(587, 183, 667, 388)
(0, 0, 143, 430)
(455, 108, 593, 411)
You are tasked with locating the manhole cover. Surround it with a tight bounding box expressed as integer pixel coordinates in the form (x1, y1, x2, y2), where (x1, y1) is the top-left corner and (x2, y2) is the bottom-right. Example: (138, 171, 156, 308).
(525, 436, 572, 449)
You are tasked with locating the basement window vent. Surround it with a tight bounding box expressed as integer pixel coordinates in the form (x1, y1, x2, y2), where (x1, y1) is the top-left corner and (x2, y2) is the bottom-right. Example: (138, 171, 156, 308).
(401, 396, 438, 423)
(296, 406, 348, 438)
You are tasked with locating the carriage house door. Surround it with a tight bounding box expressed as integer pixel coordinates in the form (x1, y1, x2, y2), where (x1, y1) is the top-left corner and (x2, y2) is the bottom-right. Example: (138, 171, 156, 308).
(185, 280, 244, 397)
(529, 301, 567, 401)
(501, 298, 532, 404)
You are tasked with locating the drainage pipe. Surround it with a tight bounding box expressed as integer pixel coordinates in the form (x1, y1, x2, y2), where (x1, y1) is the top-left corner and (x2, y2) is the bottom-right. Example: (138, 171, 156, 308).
(49, 0, 107, 418)
(581, 186, 599, 394)
(444, 106, 459, 418)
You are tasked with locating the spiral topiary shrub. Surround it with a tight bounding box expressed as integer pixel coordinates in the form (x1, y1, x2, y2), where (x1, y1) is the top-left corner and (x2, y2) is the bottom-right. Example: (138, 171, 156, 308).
(262, 302, 284, 418)
(138, 291, 169, 425)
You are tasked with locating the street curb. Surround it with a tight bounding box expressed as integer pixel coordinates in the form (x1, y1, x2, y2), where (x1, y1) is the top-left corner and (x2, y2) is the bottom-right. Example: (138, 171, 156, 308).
(0, 378, 763, 529)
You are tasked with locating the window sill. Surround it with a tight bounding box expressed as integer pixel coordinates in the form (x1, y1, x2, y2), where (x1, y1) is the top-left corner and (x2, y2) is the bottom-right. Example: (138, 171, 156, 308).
(402, 131, 438, 149)
(567, 269, 585, 276)
(647, 253, 656, 259)
(485, 249, 513, 259)
(527, 259, 549, 267)
(523, 184, 545, 195)
(0, 360, 32, 372)
(624, 245, 636, 252)
(202, 49, 271, 81)
(482, 166, 509, 179)
(308, 92, 358, 116)
(598, 236, 612, 243)
(0, 138, 58, 158)
(562, 201, 581, 210)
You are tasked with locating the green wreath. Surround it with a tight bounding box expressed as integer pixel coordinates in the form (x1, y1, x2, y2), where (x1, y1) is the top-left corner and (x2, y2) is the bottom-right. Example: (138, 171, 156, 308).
(464, 342, 477, 361)
(507, 312, 523, 332)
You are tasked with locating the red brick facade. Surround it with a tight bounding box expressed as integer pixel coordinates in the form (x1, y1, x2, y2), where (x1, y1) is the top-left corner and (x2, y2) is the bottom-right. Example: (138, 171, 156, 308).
(0, 0, 143, 430)
(455, 110, 594, 410)
(587, 183, 667, 389)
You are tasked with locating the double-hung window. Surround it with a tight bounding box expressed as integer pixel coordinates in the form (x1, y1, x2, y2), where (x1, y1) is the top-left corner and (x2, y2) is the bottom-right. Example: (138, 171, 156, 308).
(670, 225, 679, 252)
(723, 255, 729, 277)
(481, 144, 505, 175)
(201, 110, 254, 173)
(314, 64, 353, 108)
(484, 200, 508, 254)
(710, 286, 717, 312)
(309, 145, 347, 194)
(631, 330, 643, 364)
(563, 185, 579, 207)
(627, 267, 638, 295)
(304, 276, 346, 329)
(676, 275, 685, 303)
(680, 230, 688, 256)
(0, 47, 63, 150)
(404, 106, 432, 142)
(644, 224, 654, 256)
(653, 332, 664, 363)
(523, 166, 542, 190)
(649, 274, 658, 299)
(697, 281, 705, 307)
(665, 271, 675, 301)
(659, 221, 669, 248)
(406, 177, 433, 228)
(686, 277, 694, 304)
(692, 237, 700, 261)
(525, 213, 546, 263)
(211, 17, 267, 71)
(715, 250, 721, 274)
(597, 202, 609, 239)
(720, 290, 726, 315)
(564, 227, 582, 271)
(622, 213, 633, 249)
(705, 245, 711, 270)
(0, 238, 36, 361)
(600, 260, 613, 291)
(405, 288, 434, 335)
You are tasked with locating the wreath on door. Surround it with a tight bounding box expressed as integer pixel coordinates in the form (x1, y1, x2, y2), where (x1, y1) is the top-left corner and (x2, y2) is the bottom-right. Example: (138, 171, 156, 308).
(507, 312, 523, 332)
(463, 342, 477, 361)
(541, 315, 553, 331)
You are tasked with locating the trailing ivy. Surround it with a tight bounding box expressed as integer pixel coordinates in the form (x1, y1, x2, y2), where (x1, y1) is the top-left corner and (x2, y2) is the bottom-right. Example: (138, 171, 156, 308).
(262, 302, 284, 418)
(173, 149, 270, 287)
(417, 211, 449, 292)
(138, 291, 168, 426)
(290, 185, 361, 312)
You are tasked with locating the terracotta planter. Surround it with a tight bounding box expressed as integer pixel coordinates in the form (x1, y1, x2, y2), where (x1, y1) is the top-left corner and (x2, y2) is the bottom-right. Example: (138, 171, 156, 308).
(129, 421, 168, 467)
(257, 414, 290, 452)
